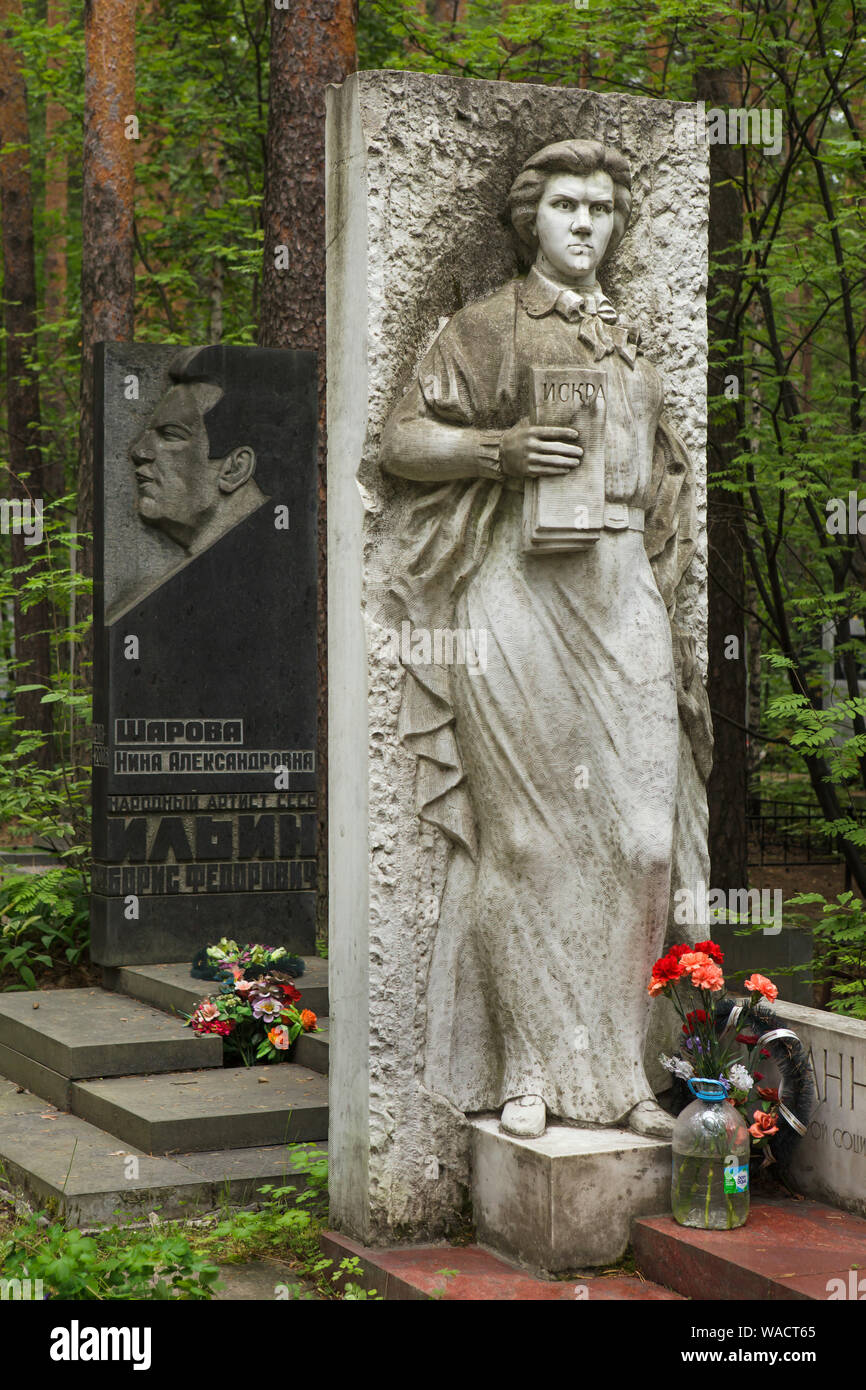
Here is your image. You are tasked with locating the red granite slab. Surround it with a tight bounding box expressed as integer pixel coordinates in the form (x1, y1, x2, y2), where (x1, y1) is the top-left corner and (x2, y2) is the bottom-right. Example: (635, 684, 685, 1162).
(320, 1231, 683, 1301)
(633, 1198, 866, 1301)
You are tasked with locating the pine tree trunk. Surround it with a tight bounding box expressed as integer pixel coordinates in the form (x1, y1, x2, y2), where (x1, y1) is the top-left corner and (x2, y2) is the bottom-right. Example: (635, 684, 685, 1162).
(43, 0, 70, 498)
(697, 65, 749, 892)
(0, 0, 54, 763)
(78, 0, 136, 688)
(258, 0, 357, 941)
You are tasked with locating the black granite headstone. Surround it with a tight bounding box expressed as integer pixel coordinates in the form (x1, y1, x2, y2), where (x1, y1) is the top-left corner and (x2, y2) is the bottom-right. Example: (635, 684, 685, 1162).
(91, 343, 318, 965)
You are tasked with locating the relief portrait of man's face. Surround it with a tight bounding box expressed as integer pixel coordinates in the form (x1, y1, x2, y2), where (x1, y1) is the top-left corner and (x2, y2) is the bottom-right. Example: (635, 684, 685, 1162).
(128, 372, 263, 559)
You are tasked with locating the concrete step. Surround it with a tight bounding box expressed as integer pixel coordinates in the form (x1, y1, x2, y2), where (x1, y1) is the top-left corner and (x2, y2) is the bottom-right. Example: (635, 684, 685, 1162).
(71, 1063, 329, 1154)
(0, 988, 222, 1106)
(633, 1197, 866, 1300)
(103, 955, 330, 1020)
(294, 1017, 329, 1075)
(0, 1075, 325, 1227)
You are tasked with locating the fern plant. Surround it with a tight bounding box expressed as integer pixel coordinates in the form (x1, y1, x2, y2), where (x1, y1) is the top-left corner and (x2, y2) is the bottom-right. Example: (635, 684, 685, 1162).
(0, 866, 90, 989)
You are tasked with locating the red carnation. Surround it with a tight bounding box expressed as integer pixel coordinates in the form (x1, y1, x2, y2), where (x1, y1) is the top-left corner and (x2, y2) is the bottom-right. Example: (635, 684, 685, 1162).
(736, 1033, 758, 1047)
(682, 1008, 708, 1034)
(652, 952, 684, 983)
(694, 940, 724, 966)
(281, 982, 302, 1004)
(668, 943, 692, 960)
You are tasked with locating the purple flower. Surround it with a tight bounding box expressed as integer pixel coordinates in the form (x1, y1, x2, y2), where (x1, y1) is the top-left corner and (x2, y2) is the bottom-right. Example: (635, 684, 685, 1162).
(251, 996, 281, 1022)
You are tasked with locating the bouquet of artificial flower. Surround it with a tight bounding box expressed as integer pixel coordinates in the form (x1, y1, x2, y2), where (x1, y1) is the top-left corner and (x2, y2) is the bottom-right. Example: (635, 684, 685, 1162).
(649, 941, 806, 1162)
(185, 965, 318, 1066)
(191, 937, 304, 984)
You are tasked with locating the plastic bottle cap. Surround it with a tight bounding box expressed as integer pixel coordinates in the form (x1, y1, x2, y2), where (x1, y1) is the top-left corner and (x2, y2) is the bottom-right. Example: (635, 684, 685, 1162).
(686, 1077, 729, 1102)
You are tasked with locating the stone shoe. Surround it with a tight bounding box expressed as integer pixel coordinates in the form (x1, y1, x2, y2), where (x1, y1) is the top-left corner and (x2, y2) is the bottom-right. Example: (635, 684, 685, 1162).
(500, 1094, 546, 1139)
(627, 1099, 675, 1138)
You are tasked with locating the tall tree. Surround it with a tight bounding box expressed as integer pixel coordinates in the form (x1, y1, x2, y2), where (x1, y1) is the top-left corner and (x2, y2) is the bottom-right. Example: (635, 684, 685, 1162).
(259, 0, 357, 937)
(42, 0, 71, 497)
(697, 62, 748, 891)
(78, 0, 136, 675)
(0, 0, 54, 762)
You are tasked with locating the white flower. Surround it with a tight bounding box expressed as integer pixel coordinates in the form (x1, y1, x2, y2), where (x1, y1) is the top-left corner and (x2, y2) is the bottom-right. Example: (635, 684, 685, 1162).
(728, 1062, 753, 1092)
(660, 1053, 694, 1080)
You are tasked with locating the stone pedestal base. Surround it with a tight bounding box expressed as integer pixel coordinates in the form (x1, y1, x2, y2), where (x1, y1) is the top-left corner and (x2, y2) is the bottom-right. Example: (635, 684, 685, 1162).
(471, 1117, 671, 1273)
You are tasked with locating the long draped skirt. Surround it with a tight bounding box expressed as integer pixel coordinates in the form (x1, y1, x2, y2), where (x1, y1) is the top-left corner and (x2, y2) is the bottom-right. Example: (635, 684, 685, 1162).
(423, 490, 680, 1124)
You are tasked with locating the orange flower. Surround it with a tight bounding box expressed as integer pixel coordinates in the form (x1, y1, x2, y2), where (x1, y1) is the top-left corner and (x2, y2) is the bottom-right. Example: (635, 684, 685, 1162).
(678, 952, 724, 992)
(300, 1009, 317, 1031)
(756, 1085, 779, 1103)
(690, 961, 725, 992)
(267, 1025, 290, 1050)
(749, 1109, 779, 1141)
(744, 973, 778, 1003)
(678, 951, 710, 971)
(647, 978, 669, 998)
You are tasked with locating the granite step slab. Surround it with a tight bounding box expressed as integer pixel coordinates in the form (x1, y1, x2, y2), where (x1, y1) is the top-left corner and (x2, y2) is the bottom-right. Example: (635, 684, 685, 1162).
(103, 956, 329, 1020)
(320, 1232, 684, 1301)
(633, 1198, 866, 1300)
(0, 1078, 326, 1226)
(0, 987, 222, 1089)
(293, 1018, 329, 1075)
(71, 1063, 329, 1154)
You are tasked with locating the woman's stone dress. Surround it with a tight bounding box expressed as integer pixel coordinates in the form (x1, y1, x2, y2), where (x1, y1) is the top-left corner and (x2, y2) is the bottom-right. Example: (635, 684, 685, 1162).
(380, 267, 711, 1126)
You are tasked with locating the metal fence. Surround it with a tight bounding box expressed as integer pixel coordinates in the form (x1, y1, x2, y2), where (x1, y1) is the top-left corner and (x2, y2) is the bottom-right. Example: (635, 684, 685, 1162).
(747, 797, 866, 867)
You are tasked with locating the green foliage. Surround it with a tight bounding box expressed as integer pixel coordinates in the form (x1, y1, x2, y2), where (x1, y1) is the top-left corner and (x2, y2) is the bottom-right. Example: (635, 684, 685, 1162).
(188, 1147, 382, 1299)
(0, 866, 89, 989)
(0, 499, 92, 983)
(786, 891, 866, 1020)
(0, 1215, 220, 1300)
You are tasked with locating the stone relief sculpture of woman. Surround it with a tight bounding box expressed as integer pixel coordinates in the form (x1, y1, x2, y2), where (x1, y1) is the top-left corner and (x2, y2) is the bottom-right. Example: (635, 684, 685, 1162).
(378, 139, 712, 1141)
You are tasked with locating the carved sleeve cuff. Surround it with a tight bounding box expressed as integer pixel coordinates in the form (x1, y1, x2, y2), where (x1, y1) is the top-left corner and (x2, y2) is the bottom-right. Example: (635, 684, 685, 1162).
(476, 431, 504, 479)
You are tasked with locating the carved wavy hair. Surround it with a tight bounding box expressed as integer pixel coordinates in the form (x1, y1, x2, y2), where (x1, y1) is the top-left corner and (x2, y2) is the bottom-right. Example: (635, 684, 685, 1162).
(507, 139, 632, 264)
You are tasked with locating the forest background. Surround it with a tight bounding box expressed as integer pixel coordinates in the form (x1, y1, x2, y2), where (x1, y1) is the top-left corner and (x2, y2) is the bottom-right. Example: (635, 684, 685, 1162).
(0, 0, 863, 1015)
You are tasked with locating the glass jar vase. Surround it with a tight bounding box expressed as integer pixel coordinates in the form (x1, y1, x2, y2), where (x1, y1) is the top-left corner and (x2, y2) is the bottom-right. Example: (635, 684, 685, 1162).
(671, 1078, 750, 1229)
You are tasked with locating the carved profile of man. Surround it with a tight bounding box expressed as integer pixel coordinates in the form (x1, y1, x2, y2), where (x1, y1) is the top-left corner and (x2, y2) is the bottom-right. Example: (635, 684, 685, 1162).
(379, 140, 712, 1141)
(130, 347, 267, 556)
(108, 347, 270, 623)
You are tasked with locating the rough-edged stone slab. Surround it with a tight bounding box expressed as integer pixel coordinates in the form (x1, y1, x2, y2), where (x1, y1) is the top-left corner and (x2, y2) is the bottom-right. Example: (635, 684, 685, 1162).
(472, 1118, 670, 1271)
(0, 988, 222, 1079)
(772, 1000, 866, 1219)
(71, 1064, 329, 1154)
(326, 69, 708, 1244)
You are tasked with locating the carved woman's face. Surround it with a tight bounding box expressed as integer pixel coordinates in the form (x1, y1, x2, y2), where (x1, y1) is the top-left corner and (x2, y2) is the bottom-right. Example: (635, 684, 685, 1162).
(532, 170, 616, 286)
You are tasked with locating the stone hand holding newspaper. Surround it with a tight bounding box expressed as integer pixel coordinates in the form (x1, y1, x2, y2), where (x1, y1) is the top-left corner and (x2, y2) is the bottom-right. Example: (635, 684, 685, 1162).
(523, 365, 607, 552)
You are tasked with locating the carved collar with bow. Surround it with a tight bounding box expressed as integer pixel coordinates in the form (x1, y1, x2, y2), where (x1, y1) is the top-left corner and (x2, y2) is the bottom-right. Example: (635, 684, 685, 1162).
(519, 265, 642, 367)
